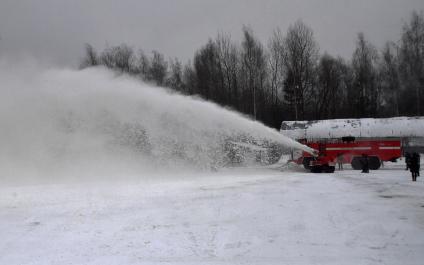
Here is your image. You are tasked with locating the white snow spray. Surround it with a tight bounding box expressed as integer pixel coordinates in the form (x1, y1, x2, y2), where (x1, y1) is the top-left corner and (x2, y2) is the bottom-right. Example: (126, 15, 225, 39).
(0, 61, 313, 183)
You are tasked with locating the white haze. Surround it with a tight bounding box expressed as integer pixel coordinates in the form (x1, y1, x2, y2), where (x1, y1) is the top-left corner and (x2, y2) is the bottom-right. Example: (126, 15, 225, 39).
(0, 61, 313, 184)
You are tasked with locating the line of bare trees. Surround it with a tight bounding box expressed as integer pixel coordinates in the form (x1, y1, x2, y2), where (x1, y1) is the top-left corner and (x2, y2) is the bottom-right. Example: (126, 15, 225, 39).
(80, 10, 424, 129)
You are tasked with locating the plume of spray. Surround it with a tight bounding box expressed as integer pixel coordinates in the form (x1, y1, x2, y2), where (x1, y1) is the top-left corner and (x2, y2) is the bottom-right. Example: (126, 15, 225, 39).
(0, 61, 314, 183)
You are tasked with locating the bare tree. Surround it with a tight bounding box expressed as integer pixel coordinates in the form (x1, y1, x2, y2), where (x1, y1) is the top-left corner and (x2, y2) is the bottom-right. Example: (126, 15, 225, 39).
(352, 33, 379, 117)
(166, 58, 184, 92)
(216, 32, 239, 106)
(193, 39, 219, 100)
(399, 10, 424, 115)
(77, 11, 424, 126)
(268, 28, 285, 107)
(314, 54, 347, 119)
(136, 49, 151, 80)
(149, 50, 168, 86)
(379, 42, 400, 116)
(283, 20, 318, 120)
(100, 44, 136, 73)
(182, 61, 197, 95)
(240, 26, 267, 119)
(79, 43, 99, 69)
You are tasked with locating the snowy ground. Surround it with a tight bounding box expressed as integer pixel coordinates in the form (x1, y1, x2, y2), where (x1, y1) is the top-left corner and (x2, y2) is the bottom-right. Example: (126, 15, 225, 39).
(1, 163, 424, 265)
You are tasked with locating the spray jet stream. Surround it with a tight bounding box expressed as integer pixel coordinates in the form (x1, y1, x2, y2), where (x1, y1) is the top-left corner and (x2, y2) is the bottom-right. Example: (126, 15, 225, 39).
(0, 63, 315, 181)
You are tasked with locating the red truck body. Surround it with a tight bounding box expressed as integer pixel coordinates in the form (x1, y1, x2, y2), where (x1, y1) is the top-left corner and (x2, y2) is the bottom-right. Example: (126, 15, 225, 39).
(293, 138, 402, 172)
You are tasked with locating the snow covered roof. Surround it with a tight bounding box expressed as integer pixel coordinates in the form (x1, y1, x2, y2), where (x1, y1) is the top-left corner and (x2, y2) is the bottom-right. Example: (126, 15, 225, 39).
(280, 117, 424, 139)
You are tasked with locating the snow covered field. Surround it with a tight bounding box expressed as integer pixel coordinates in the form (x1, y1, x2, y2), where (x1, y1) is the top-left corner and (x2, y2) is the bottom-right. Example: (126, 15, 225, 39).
(1, 163, 423, 265)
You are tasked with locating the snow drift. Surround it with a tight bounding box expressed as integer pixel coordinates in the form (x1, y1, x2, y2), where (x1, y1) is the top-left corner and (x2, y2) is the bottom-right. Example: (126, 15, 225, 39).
(281, 117, 424, 139)
(0, 62, 313, 183)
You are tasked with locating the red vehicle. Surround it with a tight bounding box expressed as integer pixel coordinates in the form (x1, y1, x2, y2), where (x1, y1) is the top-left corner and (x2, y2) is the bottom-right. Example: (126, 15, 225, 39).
(292, 137, 402, 173)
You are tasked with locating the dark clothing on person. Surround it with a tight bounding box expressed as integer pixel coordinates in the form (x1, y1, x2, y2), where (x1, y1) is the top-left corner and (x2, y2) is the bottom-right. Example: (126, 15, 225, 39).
(405, 153, 411, 171)
(337, 154, 344, 170)
(361, 154, 369, 173)
(410, 153, 420, 181)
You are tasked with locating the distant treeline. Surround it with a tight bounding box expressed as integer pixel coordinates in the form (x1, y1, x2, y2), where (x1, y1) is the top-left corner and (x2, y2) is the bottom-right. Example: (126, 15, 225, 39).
(80, 10, 424, 129)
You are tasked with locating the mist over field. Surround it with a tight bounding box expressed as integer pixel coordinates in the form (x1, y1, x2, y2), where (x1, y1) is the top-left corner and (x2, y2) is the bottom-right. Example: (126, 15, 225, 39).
(0, 61, 314, 184)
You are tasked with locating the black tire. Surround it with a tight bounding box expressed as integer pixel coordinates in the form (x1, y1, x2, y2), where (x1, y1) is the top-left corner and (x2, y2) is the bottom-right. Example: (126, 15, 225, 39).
(368, 156, 381, 170)
(351, 157, 362, 170)
(311, 165, 322, 173)
(324, 165, 335, 173)
(302, 157, 313, 170)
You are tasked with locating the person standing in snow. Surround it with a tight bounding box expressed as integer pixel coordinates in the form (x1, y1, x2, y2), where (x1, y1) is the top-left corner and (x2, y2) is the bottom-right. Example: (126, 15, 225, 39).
(336, 153, 344, 170)
(405, 152, 411, 171)
(410, 153, 420, 181)
(361, 154, 369, 173)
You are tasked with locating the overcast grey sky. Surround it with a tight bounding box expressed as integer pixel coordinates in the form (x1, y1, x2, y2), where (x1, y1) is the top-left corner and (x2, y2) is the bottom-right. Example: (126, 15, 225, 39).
(0, 0, 423, 67)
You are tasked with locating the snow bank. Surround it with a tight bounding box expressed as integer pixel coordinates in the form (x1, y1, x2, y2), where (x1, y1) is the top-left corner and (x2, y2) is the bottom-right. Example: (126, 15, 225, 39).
(281, 117, 424, 139)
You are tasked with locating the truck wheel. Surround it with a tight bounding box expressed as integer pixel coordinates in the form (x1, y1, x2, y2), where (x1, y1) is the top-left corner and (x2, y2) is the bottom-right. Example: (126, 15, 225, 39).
(368, 156, 381, 170)
(311, 165, 322, 173)
(324, 166, 335, 173)
(302, 157, 312, 170)
(351, 157, 362, 170)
